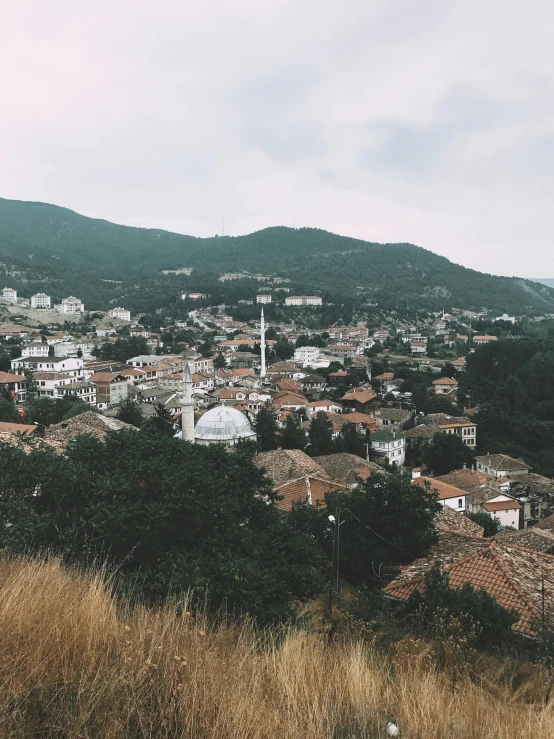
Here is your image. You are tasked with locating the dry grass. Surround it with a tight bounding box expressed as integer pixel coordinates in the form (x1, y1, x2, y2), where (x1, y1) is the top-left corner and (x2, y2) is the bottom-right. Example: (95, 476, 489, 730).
(0, 555, 554, 738)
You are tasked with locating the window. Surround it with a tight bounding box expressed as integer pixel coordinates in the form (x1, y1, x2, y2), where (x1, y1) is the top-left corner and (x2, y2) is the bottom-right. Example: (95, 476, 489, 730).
(379, 442, 384, 448)
(458, 499, 463, 508)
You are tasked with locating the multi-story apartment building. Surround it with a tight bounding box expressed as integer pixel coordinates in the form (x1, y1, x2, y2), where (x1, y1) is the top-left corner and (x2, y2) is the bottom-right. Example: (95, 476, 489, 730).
(285, 295, 322, 306)
(256, 294, 272, 304)
(108, 307, 131, 321)
(21, 343, 50, 358)
(30, 293, 51, 309)
(1, 287, 17, 303)
(55, 296, 85, 314)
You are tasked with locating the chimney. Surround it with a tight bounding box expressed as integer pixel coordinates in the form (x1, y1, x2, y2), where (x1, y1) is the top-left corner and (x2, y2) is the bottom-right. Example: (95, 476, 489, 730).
(463, 463, 467, 470)
(412, 467, 421, 480)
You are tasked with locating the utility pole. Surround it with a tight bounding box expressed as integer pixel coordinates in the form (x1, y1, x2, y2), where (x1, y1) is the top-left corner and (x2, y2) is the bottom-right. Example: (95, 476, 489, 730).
(326, 508, 341, 621)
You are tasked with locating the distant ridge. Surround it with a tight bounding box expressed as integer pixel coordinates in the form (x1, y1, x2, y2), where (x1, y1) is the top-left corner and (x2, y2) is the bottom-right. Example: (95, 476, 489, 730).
(529, 278, 554, 288)
(0, 196, 553, 314)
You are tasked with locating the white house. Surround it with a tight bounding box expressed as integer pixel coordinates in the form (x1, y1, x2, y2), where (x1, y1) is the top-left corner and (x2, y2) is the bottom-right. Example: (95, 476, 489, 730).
(12, 355, 85, 378)
(256, 294, 272, 304)
(414, 476, 468, 512)
(495, 314, 516, 324)
(482, 496, 521, 529)
(475, 454, 531, 478)
(53, 340, 94, 359)
(285, 296, 322, 306)
(294, 346, 320, 365)
(432, 377, 459, 396)
(30, 293, 51, 309)
(55, 296, 85, 314)
(370, 430, 405, 466)
(33, 371, 78, 398)
(1, 287, 17, 303)
(109, 307, 131, 321)
(306, 399, 343, 418)
(96, 326, 117, 337)
(21, 343, 50, 358)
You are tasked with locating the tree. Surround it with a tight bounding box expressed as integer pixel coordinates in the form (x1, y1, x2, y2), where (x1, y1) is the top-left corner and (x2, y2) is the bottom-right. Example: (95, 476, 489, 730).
(0, 397, 18, 423)
(307, 412, 334, 456)
(116, 398, 143, 428)
(289, 471, 441, 588)
(466, 510, 500, 537)
(255, 404, 279, 451)
(333, 423, 366, 457)
(403, 564, 518, 649)
(279, 414, 306, 450)
(441, 362, 457, 379)
(0, 433, 325, 623)
(422, 394, 463, 416)
(422, 433, 474, 475)
(273, 339, 294, 361)
(214, 352, 227, 370)
(142, 403, 175, 436)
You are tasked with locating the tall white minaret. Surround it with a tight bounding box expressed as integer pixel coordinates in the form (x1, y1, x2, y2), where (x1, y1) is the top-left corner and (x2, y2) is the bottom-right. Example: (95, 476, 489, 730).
(181, 361, 195, 442)
(260, 307, 266, 379)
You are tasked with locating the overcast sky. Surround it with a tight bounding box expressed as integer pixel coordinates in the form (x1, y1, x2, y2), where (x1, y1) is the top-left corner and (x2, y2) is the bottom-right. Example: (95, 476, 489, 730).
(1, 1, 553, 277)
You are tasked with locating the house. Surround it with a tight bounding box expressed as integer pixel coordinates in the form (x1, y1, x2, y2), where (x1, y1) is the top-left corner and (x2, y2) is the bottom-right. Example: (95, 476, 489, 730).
(272, 392, 310, 411)
(230, 352, 257, 369)
(314, 453, 385, 486)
(273, 476, 350, 510)
(0, 371, 27, 403)
(33, 371, 77, 398)
(54, 296, 85, 314)
(256, 294, 272, 304)
(108, 307, 131, 321)
(273, 378, 302, 393)
(374, 408, 411, 430)
(410, 336, 427, 355)
(285, 296, 322, 306)
(472, 335, 498, 345)
(475, 454, 531, 478)
(1, 287, 17, 303)
(403, 423, 440, 451)
(306, 399, 343, 418)
(254, 449, 331, 484)
(495, 314, 516, 324)
(30, 293, 51, 309)
(294, 346, 320, 365)
(12, 356, 85, 378)
(414, 475, 469, 512)
(374, 373, 400, 394)
(96, 326, 117, 337)
(424, 413, 477, 448)
(432, 377, 459, 396)
(342, 412, 378, 435)
(56, 380, 97, 405)
(21, 343, 50, 358)
(89, 373, 129, 406)
(299, 374, 327, 393)
(370, 429, 405, 466)
(481, 497, 522, 529)
(341, 387, 381, 414)
(328, 344, 357, 360)
(384, 532, 554, 636)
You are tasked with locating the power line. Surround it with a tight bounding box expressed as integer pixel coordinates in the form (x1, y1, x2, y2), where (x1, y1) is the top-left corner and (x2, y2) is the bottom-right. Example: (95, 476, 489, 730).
(343, 506, 417, 560)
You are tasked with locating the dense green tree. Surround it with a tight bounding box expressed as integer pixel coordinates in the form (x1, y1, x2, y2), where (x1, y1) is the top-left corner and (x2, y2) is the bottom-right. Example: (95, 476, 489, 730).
(0, 397, 19, 423)
(273, 339, 294, 361)
(403, 564, 518, 649)
(422, 433, 474, 475)
(213, 352, 227, 369)
(279, 414, 306, 450)
(422, 394, 463, 416)
(289, 471, 440, 588)
(142, 403, 175, 436)
(466, 510, 500, 537)
(333, 423, 366, 458)
(307, 412, 334, 456)
(116, 398, 143, 428)
(24, 396, 91, 427)
(255, 404, 279, 451)
(0, 433, 325, 623)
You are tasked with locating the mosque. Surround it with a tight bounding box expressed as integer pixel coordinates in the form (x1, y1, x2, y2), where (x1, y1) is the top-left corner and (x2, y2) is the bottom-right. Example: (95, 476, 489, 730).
(178, 308, 266, 446)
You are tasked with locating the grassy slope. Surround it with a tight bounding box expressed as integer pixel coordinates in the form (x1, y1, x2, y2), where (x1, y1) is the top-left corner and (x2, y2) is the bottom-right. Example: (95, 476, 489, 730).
(1, 554, 554, 738)
(1, 196, 553, 312)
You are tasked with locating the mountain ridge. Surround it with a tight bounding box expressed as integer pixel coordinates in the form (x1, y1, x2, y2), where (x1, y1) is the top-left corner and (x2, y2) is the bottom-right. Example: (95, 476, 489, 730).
(0, 196, 552, 314)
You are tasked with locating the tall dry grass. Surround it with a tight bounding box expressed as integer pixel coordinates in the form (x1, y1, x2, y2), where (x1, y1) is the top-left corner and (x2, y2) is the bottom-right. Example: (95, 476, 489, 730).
(0, 555, 553, 738)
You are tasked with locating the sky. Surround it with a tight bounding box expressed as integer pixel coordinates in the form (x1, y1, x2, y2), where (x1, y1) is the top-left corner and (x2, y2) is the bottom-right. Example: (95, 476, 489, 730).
(1, 1, 553, 278)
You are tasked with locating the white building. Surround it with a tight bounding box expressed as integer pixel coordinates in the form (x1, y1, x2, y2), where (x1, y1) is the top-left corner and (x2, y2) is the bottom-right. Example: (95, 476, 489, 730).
(294, 346, 320, 365)
(108, 307, 131, 321)
(55, 296, 85, 314)
(495, 314, 516, 324)
(30, 293, 51, 309)
(370, 430, 405, 466)
(256, 294, 272, 304)
(1, 287, 17, 303)
(21, 343, 50, 358)
(475, 454, 531, 478)
(285, 296, 322, 306)
(11, 355, 85, 378)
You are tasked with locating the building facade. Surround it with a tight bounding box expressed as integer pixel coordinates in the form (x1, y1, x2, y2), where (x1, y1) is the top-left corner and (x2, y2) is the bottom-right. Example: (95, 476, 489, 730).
(285, 296, 322, 306)
(30, 293, 51, 309)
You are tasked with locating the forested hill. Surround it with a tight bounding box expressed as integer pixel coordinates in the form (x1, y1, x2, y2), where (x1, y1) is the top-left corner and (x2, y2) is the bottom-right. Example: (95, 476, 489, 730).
(0, 196, 553, 313)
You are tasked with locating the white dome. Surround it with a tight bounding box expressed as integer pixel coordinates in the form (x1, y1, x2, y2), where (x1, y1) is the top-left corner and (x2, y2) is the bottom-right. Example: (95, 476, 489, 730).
(194, 405, 256, 443)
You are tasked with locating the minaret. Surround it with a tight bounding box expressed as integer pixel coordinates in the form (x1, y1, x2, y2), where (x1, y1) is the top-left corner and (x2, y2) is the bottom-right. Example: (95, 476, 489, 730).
(181, 361, 195, 442)
(260, 307, 266, 379)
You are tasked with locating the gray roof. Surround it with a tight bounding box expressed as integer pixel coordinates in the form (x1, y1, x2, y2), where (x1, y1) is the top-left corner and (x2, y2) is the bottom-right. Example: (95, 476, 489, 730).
(376, 408, 411, 421)
(403, 423, 439, 439)
(475, 454, 531, 471)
